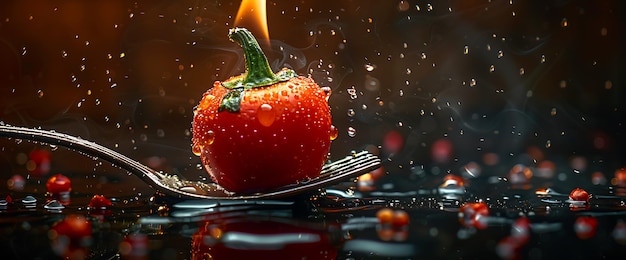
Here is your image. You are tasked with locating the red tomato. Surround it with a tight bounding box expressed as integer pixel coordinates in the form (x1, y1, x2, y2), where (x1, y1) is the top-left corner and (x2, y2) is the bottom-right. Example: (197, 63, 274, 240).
(46, 174, 71, 194)
(569, 188, 590, 202)
(88, 194, 112, 208)
(192, 28, 332, 193)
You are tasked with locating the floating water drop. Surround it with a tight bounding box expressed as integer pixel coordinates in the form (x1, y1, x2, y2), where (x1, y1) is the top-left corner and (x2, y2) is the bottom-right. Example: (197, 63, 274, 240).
(347, 109, 355, 117)
(347, 127, 356, 137)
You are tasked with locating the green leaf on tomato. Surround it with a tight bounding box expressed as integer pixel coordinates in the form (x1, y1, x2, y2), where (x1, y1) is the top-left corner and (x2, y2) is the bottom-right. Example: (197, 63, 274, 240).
(219, 88, 245, 112)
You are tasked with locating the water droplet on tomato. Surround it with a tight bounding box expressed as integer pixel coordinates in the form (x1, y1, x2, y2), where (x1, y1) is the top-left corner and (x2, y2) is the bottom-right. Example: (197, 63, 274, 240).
(205, 130, 215, 145)
(192, 144, 202, 156)
(257, 103, 276, 127)
(192, 130, 215, 156)
(330, 125, 338, 140)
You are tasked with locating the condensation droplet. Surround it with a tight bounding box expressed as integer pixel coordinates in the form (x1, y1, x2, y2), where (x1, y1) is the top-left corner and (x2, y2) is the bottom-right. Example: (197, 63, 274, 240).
(37, 89, 44, 98)
(561, 18, 568, 27)
(550, 108, 557, 116)
(364, 64, 375, 72)
(257, 103, 276, 127)
(463, 45, 469, 55)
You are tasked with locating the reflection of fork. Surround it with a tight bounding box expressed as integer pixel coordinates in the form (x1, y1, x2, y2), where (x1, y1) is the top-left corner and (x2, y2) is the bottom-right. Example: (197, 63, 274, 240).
(0, 124, 381, 200)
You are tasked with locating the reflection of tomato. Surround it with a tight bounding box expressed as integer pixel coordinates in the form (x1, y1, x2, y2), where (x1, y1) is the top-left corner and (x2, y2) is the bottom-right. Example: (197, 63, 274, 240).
(27, 149, 51, 176)
(49, 215, 92, 258)
(191, 218, 338, 259)
(574, 216, 598, 239)
(192, 28, 332, 193)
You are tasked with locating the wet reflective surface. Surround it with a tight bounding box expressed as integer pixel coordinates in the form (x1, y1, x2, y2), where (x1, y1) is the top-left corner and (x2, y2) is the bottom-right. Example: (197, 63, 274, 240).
(2, 0, 626, 259)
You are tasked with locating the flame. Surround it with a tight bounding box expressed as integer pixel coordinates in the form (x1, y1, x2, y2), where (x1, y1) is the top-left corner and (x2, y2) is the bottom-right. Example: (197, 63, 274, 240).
(235, 0, 270, 45)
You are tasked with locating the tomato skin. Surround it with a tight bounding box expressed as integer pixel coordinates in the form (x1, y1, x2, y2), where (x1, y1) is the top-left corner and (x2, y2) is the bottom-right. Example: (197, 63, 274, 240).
(192, 73, 332, 193)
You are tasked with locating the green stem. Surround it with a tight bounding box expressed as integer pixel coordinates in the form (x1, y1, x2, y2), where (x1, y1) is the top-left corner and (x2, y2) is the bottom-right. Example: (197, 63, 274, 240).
(219, 28, 295, 112)
(222, 28, 293, 89)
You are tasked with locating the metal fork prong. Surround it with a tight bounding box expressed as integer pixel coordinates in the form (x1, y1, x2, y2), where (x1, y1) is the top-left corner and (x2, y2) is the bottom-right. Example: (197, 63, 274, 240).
(320, 153, 379, 176)
(250, 154, 382, 199)
(320, 151, 371, 173)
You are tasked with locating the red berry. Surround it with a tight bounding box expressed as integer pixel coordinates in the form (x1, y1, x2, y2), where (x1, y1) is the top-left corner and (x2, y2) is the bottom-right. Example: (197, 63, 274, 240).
(46, 174, 71, 194)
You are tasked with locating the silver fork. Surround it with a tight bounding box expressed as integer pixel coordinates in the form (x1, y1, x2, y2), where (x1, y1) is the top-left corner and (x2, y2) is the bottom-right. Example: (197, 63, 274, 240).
(0, 124, 381, 200)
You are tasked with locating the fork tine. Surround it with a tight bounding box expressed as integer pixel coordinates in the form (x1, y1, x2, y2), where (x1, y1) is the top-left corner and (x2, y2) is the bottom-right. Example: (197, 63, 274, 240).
(320, 152, 379, 175)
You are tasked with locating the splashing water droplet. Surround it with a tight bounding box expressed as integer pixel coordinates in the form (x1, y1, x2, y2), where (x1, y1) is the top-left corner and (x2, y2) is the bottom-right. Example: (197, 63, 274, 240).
(347, 127, 356, 137)
(347, 109, 355, 117)
(469, 79, 477, 87)
(257, 103, 276, 127)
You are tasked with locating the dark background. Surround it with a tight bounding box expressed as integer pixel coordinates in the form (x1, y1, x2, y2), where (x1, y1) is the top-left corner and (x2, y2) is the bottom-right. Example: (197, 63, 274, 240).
(1, 0, 625, 184)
